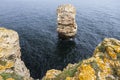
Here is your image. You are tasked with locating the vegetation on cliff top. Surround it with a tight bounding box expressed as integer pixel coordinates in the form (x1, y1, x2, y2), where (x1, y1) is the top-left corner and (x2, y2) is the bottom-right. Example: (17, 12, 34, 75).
(43, 38, 120, 80)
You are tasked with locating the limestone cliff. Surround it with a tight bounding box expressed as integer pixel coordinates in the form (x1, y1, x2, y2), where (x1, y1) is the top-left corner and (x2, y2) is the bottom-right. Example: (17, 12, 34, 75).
(43, 38, 120, 80)
(0, 28, 33, 80)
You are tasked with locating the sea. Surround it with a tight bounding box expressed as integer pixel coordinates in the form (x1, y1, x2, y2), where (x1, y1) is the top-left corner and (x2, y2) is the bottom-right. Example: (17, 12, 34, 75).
(0, 0, 120, 79)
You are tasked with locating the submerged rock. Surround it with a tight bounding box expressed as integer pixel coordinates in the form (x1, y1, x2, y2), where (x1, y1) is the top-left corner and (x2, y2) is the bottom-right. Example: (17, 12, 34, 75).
(43, 38, 120, 80)
(0, 28, 33, 80)
(57, 4, 77, 39)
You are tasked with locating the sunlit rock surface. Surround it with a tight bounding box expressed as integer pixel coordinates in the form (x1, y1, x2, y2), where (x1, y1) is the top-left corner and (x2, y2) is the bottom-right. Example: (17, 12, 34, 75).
(43, 38, 120, 80)
(0, 28, 33, 80)
(57, 4, 77, 39)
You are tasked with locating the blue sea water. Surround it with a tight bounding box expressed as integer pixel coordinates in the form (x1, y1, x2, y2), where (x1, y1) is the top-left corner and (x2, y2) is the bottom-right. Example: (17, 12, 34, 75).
(0, 0, 120, 79)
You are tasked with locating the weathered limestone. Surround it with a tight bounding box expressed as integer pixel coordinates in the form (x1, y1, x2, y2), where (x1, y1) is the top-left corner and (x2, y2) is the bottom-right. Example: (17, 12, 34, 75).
(0, 28, 33, 80)
(43, 38, 120, 80)
(57, 4, 77, 39)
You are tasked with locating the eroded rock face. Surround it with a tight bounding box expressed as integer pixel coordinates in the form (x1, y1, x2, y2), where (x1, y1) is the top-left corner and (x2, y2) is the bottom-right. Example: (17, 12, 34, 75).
(0, 27, 33, 80)
(57, 4, 77, 39)
(43, 38, 120, 80)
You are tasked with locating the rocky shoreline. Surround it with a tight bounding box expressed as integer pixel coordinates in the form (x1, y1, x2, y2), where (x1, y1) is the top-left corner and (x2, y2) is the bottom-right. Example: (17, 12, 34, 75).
(0, 28, 120, 80)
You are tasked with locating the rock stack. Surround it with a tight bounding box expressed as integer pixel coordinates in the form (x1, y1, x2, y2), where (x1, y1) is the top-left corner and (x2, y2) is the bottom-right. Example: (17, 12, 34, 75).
(0, 28, 33, 80)
(57, 4, 77, 39)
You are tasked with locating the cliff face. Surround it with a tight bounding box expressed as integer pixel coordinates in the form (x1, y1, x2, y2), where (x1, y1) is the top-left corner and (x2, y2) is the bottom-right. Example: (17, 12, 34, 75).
(43, 38, 120, 80)
(0, 28, 33, 80)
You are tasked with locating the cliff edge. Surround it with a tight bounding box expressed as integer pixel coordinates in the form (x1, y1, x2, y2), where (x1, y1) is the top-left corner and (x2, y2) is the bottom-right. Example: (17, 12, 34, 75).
(43, 38, 120, 80)
(0, 28, 33, 80)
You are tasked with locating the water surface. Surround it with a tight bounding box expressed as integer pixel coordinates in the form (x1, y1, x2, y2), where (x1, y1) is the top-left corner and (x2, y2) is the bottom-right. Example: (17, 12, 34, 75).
(0, 0, 120, 79)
